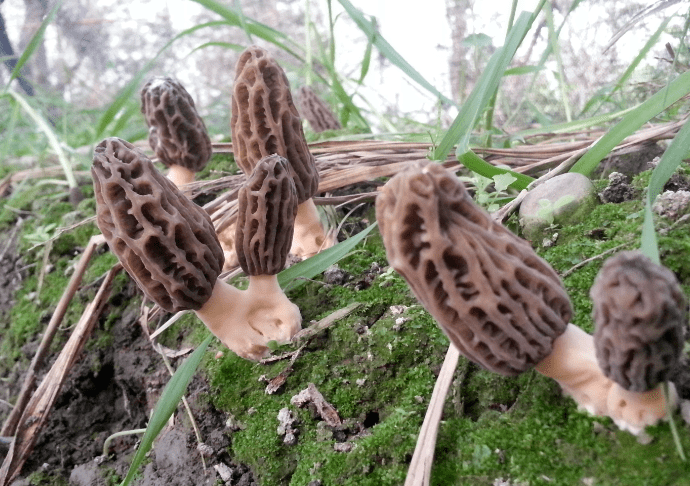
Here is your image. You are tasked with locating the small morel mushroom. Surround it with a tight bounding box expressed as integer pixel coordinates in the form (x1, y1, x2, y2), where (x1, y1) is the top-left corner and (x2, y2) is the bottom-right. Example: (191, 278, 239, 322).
(297, 86, 342, 133)
(231, 46, 335, 259)
(92, 138, 298, 360)
(375, 161, 676, 433)
(141, 77, 212, 187)
(591, 250, 685, 432)
(229, 153, 302, 344)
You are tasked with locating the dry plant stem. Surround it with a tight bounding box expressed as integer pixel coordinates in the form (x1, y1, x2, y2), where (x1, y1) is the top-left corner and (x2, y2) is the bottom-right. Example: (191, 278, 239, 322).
(0, 234, 106, 437)
(0, 264, 120, 486)
(167, 165, 195, 187)
(404, 344, 460, 486)
(291, 199, 336, 259)
(535, 324, 674, 433)
(194, 277, 301, 360)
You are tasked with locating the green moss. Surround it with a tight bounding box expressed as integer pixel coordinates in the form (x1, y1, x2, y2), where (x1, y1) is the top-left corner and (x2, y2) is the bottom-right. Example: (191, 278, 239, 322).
(25, 471, 69, 486)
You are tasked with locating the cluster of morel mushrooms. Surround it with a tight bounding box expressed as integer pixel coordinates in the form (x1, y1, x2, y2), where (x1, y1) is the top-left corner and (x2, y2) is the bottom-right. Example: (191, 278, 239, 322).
(91, 46, 684, 435)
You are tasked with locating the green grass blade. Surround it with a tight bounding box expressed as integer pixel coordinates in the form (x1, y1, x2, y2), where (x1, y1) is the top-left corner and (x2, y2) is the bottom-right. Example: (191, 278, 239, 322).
(640, 116, 690, 264)
(582, 15, 672, 116)
(458, 150, 533, 191)
(189, 0, 303, 59)
(433, 11, 536, 161)
(95, 21, 227, 138)
(233, 0, 254, 44)
(570, 70, 690, 176)
(119, 334, 214, 486)
(6, 0, 63, 90)
(357, 17, 375, 85)
(545, 1, 571, 122)
(186, 41, 245, 56)
(279, 223, 378, 291)
(4, 91, 77, 188)
(336, 0, 454, 106)
(512, 105, 638, 138)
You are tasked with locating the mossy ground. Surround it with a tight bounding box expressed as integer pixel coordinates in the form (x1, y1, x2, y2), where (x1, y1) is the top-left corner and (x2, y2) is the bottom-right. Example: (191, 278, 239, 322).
(2, 163, 689, 485)
(201, 167, 690, 485)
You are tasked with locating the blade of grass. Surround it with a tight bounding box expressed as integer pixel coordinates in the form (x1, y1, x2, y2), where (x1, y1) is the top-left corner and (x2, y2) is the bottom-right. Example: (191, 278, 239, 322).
(119, 334, 214, 486)
(639, 115, 690, 264)
(279, 222, 377, 291)
(186, 41, 245, 56)
(504, 0, 584, 128)
(459, 150, 533, 191)
(570, 69, 690, 176)
(6, 0, 63, 90)
(545, 0, 571, 122)
(581, 15, 672, 116)
(512, 104, 638, 138)
(190, 0, 304, 60)
(357, 16, 375, 85)
(3, 91, 77, 189)
(433, 9, 539, 161)
(336, 0, 454, 106)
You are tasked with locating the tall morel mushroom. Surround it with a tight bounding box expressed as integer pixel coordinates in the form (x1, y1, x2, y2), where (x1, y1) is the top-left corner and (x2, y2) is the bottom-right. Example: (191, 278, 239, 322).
(141, 77, 212, 187)
(375, 161, 676, 433)
(92, 138, 299, 360)
(591, 250, 685, 432)
(231, 45, 335, 259)
(297, 86, 342, 133)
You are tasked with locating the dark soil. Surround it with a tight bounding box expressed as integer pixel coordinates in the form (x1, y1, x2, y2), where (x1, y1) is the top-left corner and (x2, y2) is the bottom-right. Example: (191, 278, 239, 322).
(0, 248, 256, 486)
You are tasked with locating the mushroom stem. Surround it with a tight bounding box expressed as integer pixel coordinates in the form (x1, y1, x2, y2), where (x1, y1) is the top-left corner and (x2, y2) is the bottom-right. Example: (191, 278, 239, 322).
(194, 277, 301, 361)
(534, 324, 675, 433)
(245, 274, 302, 344)
(291, 199, 335, 259)
(167, 165, 195, 187)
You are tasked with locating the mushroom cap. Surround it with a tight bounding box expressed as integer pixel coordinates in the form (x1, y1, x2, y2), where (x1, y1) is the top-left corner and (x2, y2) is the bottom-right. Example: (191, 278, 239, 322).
(141, 76, 212, 172)
(92, 137, 224, 313)
(376, 162, 571, 375)
(591, 250, 686, 392)
(236, 154, 298, 276)
(297, 86, 342, 133)
(230, 46, 319, 204)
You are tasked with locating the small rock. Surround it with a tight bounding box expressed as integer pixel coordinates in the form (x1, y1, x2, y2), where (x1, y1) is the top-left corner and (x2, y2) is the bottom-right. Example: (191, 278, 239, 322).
(277, 407, 299, 445)
(390, 305, 408, 315)
(653, 190, 690, 220)
(196, 442, 214, 458)
(323, 264, 349, 285)
(636, 430, 654, 445)
(680, 400, 690, 426)
(356, 378, 366, 387)
(215, 463, 234, 482)
(333, 442, 354, 453)
(519, 172, 598, 241)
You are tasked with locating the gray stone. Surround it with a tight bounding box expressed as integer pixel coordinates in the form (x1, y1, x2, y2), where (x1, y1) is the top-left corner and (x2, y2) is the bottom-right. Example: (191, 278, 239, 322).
(519, 173, 598, 241)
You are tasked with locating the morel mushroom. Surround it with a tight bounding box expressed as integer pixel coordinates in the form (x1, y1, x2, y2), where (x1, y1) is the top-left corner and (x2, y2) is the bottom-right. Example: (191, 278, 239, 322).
(231, 45, 335, 259)
(141, 77, 212, 187)
(590, 250, 684, 432)
(92, 137, 297, 360)
(297, 86, 342, 133)
(375, 161, 675, 432)
(232, 153, 302, 341)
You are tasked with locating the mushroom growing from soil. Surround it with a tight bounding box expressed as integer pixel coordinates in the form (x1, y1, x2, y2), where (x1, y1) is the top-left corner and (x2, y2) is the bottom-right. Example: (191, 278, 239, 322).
(141, 77, 213, 187)
(591, 250, 685, 433)
(231, 45, 335, 259)
(92, 137, 299, 360)
(375, 161, 676, 433)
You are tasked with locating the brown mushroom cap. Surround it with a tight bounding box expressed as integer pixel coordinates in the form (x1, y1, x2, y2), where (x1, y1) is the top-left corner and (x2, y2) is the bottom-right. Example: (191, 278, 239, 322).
(92, 137, 224, 312)
(297, 86, 342, 133)
(376, 162, 571, 375)
(230, 46, 319, 204)
(235, 154, 298, 276)
(141, 77, 212, 172)
(591, 251, 686, 392)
